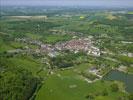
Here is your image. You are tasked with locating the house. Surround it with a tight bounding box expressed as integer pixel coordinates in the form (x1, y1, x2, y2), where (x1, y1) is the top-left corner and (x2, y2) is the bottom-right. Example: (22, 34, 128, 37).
(89, 67, 99, 74)
(40, 44, 51, 52)
(48, 51, 59, 57)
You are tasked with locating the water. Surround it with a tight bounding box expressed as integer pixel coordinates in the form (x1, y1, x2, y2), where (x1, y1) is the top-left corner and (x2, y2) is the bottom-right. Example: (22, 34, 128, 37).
(103, 70, 133, 93)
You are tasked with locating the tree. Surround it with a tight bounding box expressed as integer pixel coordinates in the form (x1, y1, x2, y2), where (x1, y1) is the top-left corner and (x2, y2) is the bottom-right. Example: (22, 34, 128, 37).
(102, 89, 108, 96)
(110, 83, 119, 92)
(0, 66, 39, 100)
(85, 93, 95, 100)
(128, 94, 133, 100)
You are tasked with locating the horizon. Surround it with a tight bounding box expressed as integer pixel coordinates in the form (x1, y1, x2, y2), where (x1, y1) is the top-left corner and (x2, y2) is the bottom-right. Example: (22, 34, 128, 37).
(1, 0, 133, 8)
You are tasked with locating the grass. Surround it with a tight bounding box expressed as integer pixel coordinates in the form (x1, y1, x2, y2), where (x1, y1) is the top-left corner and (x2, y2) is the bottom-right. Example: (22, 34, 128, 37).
(5, 55, 43, 76)
(106, 14, 117, 20)
(73, 63, 92, 72)
(127, 12, 133, 14)
(116, 55, 133, 64)
(0, 44, 13, 53)
(127, 67, 133, 73)
(36, 74, 91, 100)
(42, 34, 72, 44)
(0, 40, 13, 53)
(35, 68, 127, 100)
(26, 32, 42, 40)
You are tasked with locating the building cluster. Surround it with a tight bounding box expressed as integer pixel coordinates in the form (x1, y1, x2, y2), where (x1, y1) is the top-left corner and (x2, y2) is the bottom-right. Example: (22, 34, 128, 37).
(54, 38, 100, 56)
(11, 37, 100, 57)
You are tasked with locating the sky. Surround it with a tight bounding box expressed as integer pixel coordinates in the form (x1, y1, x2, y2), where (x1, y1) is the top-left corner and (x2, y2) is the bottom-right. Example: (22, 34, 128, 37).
(1, 0, 133, 7)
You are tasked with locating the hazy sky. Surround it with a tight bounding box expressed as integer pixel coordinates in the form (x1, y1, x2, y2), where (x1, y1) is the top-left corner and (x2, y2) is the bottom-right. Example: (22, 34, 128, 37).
(1, 0, 133, 7)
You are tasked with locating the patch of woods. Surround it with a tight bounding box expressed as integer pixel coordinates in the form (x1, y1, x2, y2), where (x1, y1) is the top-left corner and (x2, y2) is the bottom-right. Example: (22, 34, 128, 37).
(50, 52, 87, 68)
(0, 64, 40, 100)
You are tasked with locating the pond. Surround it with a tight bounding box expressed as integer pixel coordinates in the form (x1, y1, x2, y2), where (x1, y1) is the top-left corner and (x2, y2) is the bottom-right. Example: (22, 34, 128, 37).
(103, 70, 133, 93)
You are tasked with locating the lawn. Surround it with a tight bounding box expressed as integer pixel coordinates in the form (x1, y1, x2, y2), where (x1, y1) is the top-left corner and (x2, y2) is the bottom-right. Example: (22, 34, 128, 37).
(35, 68, 127, 100)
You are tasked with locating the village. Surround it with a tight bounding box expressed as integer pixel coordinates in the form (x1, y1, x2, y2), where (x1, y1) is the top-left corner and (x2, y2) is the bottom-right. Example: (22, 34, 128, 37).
(6, 35, 103, 82)
(8, 36, 101, 57)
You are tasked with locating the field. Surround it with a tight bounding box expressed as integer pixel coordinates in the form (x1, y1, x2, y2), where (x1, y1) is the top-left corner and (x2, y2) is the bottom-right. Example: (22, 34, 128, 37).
(36, 68, 128, 100)
(0, 6, 133, 100)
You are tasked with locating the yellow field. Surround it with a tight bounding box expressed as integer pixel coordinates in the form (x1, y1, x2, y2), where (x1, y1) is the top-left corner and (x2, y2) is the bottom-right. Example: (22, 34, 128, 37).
(106, 14, 117, 20)
(10, 15, 48, 19)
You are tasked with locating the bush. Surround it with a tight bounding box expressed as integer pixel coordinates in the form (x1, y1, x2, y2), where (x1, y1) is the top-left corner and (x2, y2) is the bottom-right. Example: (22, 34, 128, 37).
(110, 83, 119, 92)
(102, 89, 108, 96)
(85, 93, 95, 100)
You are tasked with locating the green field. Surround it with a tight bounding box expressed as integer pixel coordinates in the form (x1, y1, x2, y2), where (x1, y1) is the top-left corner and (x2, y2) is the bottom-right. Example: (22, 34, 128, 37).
(36, 71, 127, 100)
(0, 6, 133, 100)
